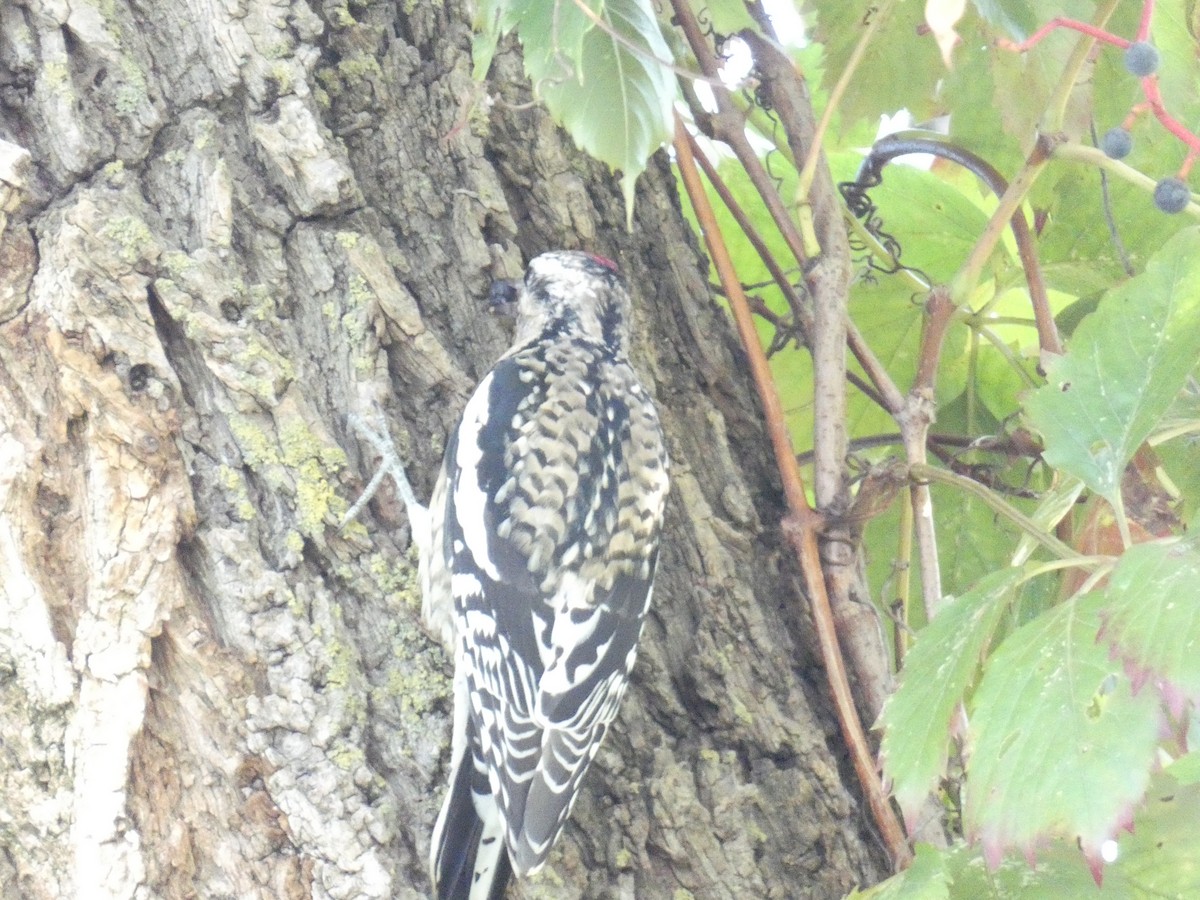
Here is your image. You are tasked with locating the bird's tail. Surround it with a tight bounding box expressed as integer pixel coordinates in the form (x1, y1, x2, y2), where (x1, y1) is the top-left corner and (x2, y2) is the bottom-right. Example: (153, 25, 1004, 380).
(431, 723, 512, 900)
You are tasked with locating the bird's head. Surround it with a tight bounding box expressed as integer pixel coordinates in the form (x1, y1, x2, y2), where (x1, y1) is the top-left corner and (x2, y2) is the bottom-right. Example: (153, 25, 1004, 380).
(500, 251, 632, 352)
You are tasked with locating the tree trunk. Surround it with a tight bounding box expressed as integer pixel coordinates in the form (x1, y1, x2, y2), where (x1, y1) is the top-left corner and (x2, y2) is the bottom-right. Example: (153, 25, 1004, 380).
(0, 1, 886, 896)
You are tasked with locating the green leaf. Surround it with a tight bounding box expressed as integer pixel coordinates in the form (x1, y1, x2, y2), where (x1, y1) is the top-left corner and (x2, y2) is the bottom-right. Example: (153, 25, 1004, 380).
(1156, 406, 1200, 525)
(682, 158, 795, 306)
(879, 569, 1024, 826)
(857, 794, 1200, 899)
(1024, 227, 1200, 503)
(1011, 476, 1084, 566)
(1037, 115, 1189, 287)
(810, 0, 942, 129)
(853, 839, 1113, 899)
(1115, 772, 1200, 897)
(965, 594, 1161, 864)
(968, 0, 1038, 39)
(973, 333, 1038, 426)
(943, 840, 1115, 898)
(701, 0, 760, 35)
(1102, 540, 1200, 709)
(472, 0, 508, 79)
(849, 162, 994, 284)
(932, 480, 1022, 598)
(507, 0, 601, 82)
(1152, 0, 1200, 155)
(1164, 749, 1200, 785)
(849, 843, 950, 899)
(840, 276, 969, 453)
(517, 0, 675, 217)
(940, 26, 1023, 182)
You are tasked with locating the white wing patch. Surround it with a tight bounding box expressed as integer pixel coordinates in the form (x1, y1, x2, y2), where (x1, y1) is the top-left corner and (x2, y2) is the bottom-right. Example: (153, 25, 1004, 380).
(450, 572, 483, 601)
(453, 372, 502, 581)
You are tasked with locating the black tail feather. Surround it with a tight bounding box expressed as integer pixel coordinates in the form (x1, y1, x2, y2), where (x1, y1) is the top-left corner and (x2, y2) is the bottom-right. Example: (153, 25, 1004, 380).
(432, 724, 512, 900)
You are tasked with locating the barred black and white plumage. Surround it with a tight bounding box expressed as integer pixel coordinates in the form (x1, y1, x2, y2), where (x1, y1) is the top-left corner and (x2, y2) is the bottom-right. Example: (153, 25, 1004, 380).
(424, 251, 670, 899)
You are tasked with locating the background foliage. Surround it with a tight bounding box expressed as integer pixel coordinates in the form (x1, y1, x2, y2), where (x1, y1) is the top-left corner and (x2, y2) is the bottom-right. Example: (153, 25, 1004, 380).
(477, 0, 1200, 895)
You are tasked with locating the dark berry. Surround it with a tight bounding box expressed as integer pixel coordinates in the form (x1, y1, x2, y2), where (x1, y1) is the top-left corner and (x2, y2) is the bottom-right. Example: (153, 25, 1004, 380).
(1124, 42, 1160, 77)
(1101, 127, 1133, 159)
(1153, 178, 1191, 214)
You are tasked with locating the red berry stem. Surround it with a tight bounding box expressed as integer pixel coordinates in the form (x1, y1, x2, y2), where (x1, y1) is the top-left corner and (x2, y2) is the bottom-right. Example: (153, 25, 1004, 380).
(1179, 150, 1198, 181)
(1002, 17, 1131, 53)
(1121, 103, 1150, 131)
(1141, 75, 1200, 155)
(1002, 0, 1200, 182)
(1137, 0, 1156, 42)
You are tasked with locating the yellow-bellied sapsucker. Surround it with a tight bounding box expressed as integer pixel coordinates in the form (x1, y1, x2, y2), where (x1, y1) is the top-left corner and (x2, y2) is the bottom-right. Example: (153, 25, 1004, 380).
(350, 251, 669, 899)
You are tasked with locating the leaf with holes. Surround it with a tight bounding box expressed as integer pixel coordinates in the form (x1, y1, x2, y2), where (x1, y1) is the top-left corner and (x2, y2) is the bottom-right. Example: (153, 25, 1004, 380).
(965, 593, 1161, 870)
(1024, 227, 1200, 503)
(1115, 768, 1200, 896)
(879, 568, 1023, 827)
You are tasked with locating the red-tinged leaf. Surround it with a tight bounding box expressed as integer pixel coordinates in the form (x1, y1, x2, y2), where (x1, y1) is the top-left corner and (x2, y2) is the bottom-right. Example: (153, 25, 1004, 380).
(965, 594, 1161, 866)
(853, 773, 1200, 896)
(1102, 540, 1200, 709)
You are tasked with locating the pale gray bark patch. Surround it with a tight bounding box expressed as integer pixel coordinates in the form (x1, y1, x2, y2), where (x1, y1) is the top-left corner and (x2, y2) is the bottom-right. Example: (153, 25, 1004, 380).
(0, 1, 887, 897)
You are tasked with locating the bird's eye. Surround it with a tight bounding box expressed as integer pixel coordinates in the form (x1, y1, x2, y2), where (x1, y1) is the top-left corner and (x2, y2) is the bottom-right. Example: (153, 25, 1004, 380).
(487, 280, 520, 316)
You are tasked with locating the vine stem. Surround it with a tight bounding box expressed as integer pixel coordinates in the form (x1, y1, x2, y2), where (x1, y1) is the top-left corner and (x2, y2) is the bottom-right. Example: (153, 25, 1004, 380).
(685, 131, 812, 342)
(687, 128, 889, 411)
(1021, 555, 1114, 584)
(950, 137, 1054, 307)
(1054, 144, 1200, 216)
(673, 113, 912, 871)
(714, 92, 908, 415)
(956, 0, 1123, 302)
(909, 463, 1094, 563)
(861, 134, 1061, 356)
(1137, 0, 1156, 41)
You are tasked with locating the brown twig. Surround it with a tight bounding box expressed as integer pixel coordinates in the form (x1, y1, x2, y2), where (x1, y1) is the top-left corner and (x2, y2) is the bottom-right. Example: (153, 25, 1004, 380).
(901, 287, 958, 617)
(740, 29, 902, 754)
(674, 5, 908, 419)
(738, 30, 853, 513)
(693, 144, 890, 411)
(688, 133, 813, 342)
(674, 114, 912, 871)
(671, 0, 812, 271)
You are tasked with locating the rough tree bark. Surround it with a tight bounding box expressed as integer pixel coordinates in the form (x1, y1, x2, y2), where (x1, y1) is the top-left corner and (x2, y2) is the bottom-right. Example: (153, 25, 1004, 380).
(0, 1, 888, 897)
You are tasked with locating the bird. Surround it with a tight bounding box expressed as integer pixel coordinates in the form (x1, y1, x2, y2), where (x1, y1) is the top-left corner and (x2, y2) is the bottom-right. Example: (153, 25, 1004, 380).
(346, 250, 669, 899)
